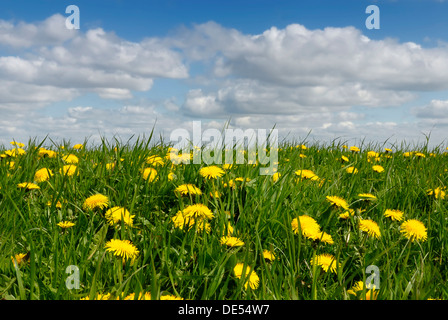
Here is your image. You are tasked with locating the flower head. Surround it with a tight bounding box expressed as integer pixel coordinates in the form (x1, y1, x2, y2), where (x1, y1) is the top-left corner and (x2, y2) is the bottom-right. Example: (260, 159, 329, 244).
(83, 194, 109, 210)
(372, 165, 384, 173)
(105, 206, 134, 227)
(105, 239, 139, 262)
(384, 209, 404, 221)
(34, 168, 53, 183)
(17, 182, 40, 190)
(220, 236, 245, 247)
(359, 219, 381, 239)
(199, 165, 225, 179)
(233, 263, 259, 289)
(400, 219, 427, 242)
(62, 154, 79, 164)
(142, 167, 158, 182)
(326, 195, 349, 210)
(174, 184, 202, 196)
(57, 221, 75, 229)
(295, 169, 319, 181)
(291, 215, 321, 240)
(311, 253, 340, 273)
(60, 164, 78, 176)
(262, 250, 276, 261)
(182, 203, 214, 220)
(427, 187, 446, 200)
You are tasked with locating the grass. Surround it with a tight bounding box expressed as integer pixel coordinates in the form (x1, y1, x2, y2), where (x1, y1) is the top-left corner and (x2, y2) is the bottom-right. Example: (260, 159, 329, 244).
(0, 137, 447, 300)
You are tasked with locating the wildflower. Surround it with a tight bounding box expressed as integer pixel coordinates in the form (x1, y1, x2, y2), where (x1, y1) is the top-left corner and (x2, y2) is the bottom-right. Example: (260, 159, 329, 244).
(146, 155, 164, 166)
(359, 219, 381, 239)
(10, 141, 25, 148)
(73, 144, 84, 150)
(182, 203, 214, 220)
(384, 148, 393, 153)
(346, 166, 358, 174)
(427, 187, 446, 199)
(62, 154, 79, 164)
(105, 239, 139, 262)
(291, 215, 321, 240)
(349, 146, 360, 152)
(317, 231, 334, 245)
(384, 209, 404, 221)
(326, 195, 349, 210)
(339, 209, 355, 219)
(414, 152, 425, 158)
(311, 253, 339, 273)
(17, 182, 40, 190)
(220, 236, 245, 247)
(105, 206, 134, 227)
(262, 250, 276, 262)
(372, 165, 384, 173)
(358, 193, 377, 201)
(11, 253, 29, 266)
(34, 168, 53, 183)
(142, 167, 158, 182)
(295, 169, 319, 181)
(60, 164, 78, 176)
(81, 293, 112, 300)
(168, 172, 176, 181)
(38, 148, 57, 158)
(174, 184, 202, 196)
(233, 263, 260, 289)
(340, 155, 349, 162)
(400, 219, 427, 242)
(272, 172, 281, 182)
(160, 294, 184, 300)
(199, 165, 225, 179)
(83, 194, 109, 210)
(171, 211, 211, 233)
(57, 221, 75, 229)
(122, 292, 152, 300)
(347, 281, 378, 300)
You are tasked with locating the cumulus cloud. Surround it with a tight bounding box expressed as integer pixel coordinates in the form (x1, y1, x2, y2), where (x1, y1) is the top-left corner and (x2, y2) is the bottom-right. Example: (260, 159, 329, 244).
(0, 14, 188, 108)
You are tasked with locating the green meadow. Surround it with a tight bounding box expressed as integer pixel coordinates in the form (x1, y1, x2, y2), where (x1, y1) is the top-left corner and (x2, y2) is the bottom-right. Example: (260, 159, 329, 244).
(1, 137, 447, 300)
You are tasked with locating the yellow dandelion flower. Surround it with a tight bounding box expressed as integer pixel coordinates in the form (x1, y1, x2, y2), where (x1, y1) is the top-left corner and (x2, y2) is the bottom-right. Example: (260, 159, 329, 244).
(427, 187, 446, 199)
(11, 253, 29, 266)
(83, 194, 109, 210)
(57, 221, 75, 229)
(142, 167, 158, 182)
(73, 144, 84, 150)
(182, 203, 214, 220)
(291, 215, 321, 240)
(105, 206, 134, 227)
(105, 239, 139, 262)
(122, 292, 152, 300)
(168, 172, 176, 181)
(400, 219, 427, 242)
(60, 164, 78, 176)
(272, 172, 281, 182)
(358, 193, 377, 201)
(347, 281, 378, 300)
(38, 148, 57, 158)
(326, 195, 349, 210)
(346, 166, 358, 174)
(295, 169, 319, 181)
(81, 293, 112, 300)
(199, 165, 225, 179)
(384, 209, 404, 221)
(349, 146, 360, 152)
(262, 250, 276, 261)
(174, 184, 202, 196)
(372, 165, 384, 173)
(171, 211, 211, 233)
(339, 209, 355, 219)
(317, 231, 334, 245)
(17, 182, 40, 190)
(359, 219, 381, 239)
(311, 253, 340, 273)
(62, 154, 79, 164)
(340, 155, 349, 162)
(146, 155, 164, 166)
(233, 263, 259, 289)
(220, 236, 245, 247)
(10, 141, 25, 148)
(34, 168, 53, 183)
(160, 294, 184, 300)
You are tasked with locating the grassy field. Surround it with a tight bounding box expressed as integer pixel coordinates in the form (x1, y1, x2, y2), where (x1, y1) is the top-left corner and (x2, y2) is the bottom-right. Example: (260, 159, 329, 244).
(1, 137, 447, 300)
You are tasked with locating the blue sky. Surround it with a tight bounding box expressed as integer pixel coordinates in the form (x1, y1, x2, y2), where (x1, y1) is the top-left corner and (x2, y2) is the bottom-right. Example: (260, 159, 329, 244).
(1, 0, 448, 147)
